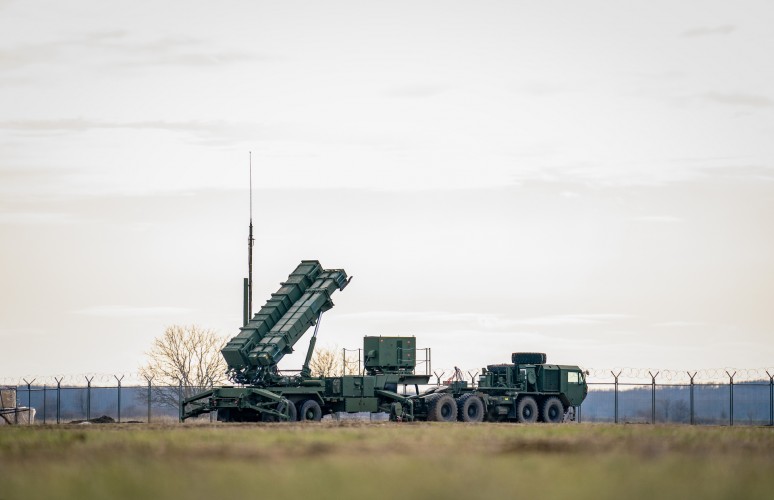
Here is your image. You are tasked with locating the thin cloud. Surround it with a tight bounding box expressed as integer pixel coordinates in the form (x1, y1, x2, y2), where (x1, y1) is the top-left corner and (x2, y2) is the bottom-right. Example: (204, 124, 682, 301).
(705, 92, 773, 108)
(0, 44, 58, 70)
(631, 216, 683, 223)
(701, 165, 774, 182)
(653, 321, 705, 328)
(338, 311, 632, 328)
(0, 118, 285, 150)
(681, 25, 736, 37)
(0, 118, 225, 133)
(0, 166, 72, 180)
(0, 32, 264, 72)
(514, 81, 570, 96)
(0, 327, 45, 340)
(109, 50, 263, 69)
(72, 306, 193, 318)
(383, 84, 449, 99)
(510, 314, 634, 327)
(0, 211, 75, 225)
(83, 32, 268, 67)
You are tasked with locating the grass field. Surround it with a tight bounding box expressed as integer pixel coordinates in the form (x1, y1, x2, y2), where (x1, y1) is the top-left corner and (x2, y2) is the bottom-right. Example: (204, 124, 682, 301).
(1, 422, 772, 500)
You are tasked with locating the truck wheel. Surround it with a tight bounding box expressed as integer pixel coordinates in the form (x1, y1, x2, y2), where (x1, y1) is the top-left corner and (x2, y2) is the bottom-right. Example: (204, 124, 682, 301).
(457, 394, 485, 423)
(427, 394, 458, 422)
(297, 399, 322, 421)
(516, 396, 538, 423)
(541, 397, 564, 423)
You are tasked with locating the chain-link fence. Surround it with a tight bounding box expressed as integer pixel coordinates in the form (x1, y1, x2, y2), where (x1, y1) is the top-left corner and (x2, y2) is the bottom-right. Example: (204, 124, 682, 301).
(576, 369, 774, 425)
(4, 377, 215, 424)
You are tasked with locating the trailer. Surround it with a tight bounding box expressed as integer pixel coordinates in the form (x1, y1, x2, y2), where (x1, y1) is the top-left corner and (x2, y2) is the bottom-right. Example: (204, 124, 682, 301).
(181, 261, 431, 422)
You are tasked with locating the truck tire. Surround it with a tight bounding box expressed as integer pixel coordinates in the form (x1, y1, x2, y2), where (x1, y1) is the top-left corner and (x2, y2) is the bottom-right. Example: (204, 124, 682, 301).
(426, 394, 458, 422)
(512, 352, 547, 364)
(516, 396, 538, 423)
(457, 394, 485, 423)
(541, 397, 564, 423)
(297, 399, 322, 421)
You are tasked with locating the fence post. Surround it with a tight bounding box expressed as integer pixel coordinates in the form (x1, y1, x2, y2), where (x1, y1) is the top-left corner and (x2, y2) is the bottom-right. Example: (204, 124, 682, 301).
(114, 375, 124, 423)
(55, 377, 63, 424)
(85, 376, 93, 421)
(144, 376, 154, 424)
(612, 371, 621, 424)
(726, 371, 735, 426)
(649, 371, 659, 424)
(768, 371, 773, 427)
(42, 384, 47, 424)
(208, 377, 214, 423)
(688, 372, 696, 425)
(178, 381, 184, 422)
(22, 378, 34, 424)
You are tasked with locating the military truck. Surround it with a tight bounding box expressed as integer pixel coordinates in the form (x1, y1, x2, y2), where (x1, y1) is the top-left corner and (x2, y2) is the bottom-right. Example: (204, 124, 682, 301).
(181, 261, 430, 422)
(393, 352, 588, 423)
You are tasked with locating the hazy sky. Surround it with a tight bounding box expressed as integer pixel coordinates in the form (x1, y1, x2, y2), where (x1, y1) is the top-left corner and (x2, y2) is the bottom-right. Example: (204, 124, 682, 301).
(1, 0, 772, 381)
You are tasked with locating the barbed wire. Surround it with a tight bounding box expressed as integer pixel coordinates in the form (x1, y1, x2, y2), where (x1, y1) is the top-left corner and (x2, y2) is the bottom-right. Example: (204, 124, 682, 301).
(0, 373, 148, 387)
(582, 367, 774, 383)
(2, 366, 772, 387)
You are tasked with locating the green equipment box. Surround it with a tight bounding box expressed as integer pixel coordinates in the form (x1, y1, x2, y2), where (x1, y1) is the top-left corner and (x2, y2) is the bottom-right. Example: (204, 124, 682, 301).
(364, 336, 417, 373)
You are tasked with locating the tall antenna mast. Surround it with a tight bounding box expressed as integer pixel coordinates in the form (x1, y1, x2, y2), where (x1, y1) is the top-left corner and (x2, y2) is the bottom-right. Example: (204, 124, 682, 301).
(248, 151, 254, 320)
(244, 152, 255, 326)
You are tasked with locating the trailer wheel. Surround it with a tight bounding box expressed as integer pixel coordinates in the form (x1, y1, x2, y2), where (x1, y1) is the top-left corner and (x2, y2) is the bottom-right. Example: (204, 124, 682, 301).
(457, 394, 485, 423)
(278, 399, 298, 422)
(427, 394, 458, 422)
(297, 399, 322, 421)
(389, 402, 404, 422)
(541, 397, 564, 423)
(516, 396, 538, 423)
(261, 399, 297, 422)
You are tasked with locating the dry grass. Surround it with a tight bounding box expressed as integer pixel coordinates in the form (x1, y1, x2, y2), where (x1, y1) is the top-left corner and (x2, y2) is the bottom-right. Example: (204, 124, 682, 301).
(1, 422, 772, 500)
